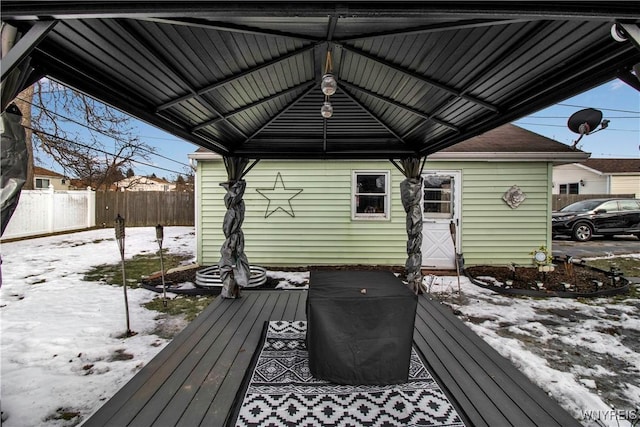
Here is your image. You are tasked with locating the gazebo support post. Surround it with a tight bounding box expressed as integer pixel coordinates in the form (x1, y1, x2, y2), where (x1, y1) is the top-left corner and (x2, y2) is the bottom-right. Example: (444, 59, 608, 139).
(397, 156, 426, 294)
(219, 156, 252, 299)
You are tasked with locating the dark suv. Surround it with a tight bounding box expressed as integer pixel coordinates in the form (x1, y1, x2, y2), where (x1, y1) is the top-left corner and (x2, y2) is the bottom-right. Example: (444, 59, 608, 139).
(552, 198, 640, 242)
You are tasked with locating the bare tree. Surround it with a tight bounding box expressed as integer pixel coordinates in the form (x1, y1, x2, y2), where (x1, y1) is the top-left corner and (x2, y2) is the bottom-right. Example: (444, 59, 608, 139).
(15, 79, 153, 190)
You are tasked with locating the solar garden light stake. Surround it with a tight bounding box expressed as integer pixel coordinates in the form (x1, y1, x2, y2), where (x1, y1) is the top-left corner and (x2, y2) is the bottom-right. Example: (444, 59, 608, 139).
(115, 214, 133, 336)
(155, 224, 168, 307)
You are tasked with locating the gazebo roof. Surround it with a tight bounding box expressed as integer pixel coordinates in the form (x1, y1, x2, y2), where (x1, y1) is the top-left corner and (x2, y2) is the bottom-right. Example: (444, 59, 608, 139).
(2, 2, 639, 159)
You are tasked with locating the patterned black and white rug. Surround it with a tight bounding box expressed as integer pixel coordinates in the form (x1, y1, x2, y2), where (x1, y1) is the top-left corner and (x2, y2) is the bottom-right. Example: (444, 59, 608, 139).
(234, 320, 466, 427)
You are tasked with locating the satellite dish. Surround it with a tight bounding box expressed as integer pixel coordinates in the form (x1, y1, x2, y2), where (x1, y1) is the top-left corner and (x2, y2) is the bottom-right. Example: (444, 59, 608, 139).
(567, 108, 603, 134)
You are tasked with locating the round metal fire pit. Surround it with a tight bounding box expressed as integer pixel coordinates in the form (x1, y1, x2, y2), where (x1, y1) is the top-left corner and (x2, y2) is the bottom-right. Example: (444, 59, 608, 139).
(195, 265, 267, 289)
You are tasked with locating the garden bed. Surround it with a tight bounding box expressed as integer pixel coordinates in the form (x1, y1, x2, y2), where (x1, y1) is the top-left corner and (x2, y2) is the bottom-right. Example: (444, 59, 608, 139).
(464, 259, 630, 298)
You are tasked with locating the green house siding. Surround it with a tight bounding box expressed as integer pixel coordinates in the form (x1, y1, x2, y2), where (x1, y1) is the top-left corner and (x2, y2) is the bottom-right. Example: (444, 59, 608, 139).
(198, 160, 409, 267)
(450, 161, 553, 265)
(197, 159, 552, 268)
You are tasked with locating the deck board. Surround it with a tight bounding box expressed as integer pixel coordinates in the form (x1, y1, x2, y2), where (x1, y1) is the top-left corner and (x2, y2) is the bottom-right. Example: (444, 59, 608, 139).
(417, 295, 581, 426)
(414, 295, 581, 426)
(83, 289, 581, 427)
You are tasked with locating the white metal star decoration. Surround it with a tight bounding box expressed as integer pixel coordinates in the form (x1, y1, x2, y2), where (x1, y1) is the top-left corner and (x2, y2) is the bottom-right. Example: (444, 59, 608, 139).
(256, 172, 303, 218)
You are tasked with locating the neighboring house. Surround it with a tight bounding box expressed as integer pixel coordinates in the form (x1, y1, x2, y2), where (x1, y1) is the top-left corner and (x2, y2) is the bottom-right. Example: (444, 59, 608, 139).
(553, 158, 640, 197)
(115, 175, 176, 192)
(33, 166, 71, 190)
(189, 124, 589, 269)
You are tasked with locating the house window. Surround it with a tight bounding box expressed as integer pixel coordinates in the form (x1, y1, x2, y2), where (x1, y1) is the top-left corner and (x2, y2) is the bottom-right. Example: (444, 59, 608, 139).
(559, 183, 579, 194)
(353, 171, 390, 219)
(423, 174, 453, 219)
(35, 178, 50, 189)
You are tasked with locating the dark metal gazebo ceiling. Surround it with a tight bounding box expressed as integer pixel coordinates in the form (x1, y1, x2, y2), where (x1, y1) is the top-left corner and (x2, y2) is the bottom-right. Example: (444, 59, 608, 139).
(2, 2, 640, 159)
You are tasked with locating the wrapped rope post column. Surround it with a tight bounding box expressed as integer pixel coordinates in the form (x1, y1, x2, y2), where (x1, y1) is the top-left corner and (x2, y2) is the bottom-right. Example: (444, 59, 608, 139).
(219, 157, 255, 299)
(398, 157, 426, 294)
(1, 104, 28, 239)
(400, 177, 424, 294)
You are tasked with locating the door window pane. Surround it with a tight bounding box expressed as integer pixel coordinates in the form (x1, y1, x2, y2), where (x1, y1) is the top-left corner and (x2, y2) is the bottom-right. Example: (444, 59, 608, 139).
(423, 175, 453, 219)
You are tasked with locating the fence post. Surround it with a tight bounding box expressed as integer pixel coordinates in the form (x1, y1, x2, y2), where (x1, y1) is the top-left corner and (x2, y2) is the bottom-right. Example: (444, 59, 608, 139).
(47, 184, 55, 233)
(86, 186, 96, 228)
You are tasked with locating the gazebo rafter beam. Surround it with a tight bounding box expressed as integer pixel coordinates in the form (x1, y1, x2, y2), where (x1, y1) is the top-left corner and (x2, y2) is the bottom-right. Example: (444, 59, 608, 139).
(0, 20, 58, 82)
(336, 18, 529, 42)
(115, 20, 248, 139)
(337, 43, 499, 113)
(340, 80, 460, 132)
(140, 17, 321, 42)
(241, 84, 318, 146)
(192, 80, 315, 132)
(157, 43, 320, 112)
(340, 86, 407, 145)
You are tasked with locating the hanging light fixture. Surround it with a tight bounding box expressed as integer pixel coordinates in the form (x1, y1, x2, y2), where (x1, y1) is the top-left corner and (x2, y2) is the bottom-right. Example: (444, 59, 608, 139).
(320, 48, 337, 118)
(321, 73, 337, 96)
(321, 99, 333, 118)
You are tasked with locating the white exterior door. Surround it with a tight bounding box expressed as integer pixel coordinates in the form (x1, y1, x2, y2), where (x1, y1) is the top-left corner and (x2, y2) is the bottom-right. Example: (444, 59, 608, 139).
(421, 171, 461, 269)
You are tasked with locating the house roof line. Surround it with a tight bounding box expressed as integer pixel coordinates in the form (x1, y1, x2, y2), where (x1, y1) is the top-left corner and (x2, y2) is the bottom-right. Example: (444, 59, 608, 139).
(579, 158, 640, 174)
(571, 163, 606, 176)
(34, 166, 65, 177)
(427, 151, 591, 163)
(189, 149, 591, 164)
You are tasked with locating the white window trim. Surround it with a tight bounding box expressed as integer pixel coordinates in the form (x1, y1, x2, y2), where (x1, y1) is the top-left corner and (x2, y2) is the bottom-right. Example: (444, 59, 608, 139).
(351, 170, 391, 221)
(35, 178, 50, 189)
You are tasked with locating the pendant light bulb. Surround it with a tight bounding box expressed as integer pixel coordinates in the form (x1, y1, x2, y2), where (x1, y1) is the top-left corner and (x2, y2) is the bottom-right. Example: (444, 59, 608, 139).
(321, 73, 337, 96)
(321, 101, 333, 118)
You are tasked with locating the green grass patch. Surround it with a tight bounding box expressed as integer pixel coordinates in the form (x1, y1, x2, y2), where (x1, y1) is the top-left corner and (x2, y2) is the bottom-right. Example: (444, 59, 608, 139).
(585, 256, 640, 279)
(45, 407, 81, 423)
(584, 256, 640, 302)
(144, 295, 215, 322)
(83, 252, 192, 287)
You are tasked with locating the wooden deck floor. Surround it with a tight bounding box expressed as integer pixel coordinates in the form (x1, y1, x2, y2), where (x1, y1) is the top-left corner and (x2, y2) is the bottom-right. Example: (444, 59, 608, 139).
(83, 290, 581, 426)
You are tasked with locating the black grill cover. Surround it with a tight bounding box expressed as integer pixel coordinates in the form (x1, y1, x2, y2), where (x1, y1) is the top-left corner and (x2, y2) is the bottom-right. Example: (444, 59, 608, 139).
(306, 270, 418, 385)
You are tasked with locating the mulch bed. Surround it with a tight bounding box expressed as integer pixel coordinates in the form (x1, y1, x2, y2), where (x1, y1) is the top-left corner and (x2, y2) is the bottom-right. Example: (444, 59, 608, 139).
(142, 265, 408, 294)
(142, 263, 630, 298)
(465, 261, 630, 298)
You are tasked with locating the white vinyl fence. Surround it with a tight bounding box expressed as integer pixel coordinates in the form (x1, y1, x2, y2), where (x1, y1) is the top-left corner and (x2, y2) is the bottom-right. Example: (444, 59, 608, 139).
(1, 186, 95, 240)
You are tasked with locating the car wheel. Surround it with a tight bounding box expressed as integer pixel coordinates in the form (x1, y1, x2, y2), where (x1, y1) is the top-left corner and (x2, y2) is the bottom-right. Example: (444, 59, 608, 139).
(572, 222, 594, 242)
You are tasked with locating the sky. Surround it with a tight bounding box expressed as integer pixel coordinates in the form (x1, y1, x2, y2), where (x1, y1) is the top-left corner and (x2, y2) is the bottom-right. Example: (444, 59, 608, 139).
(513, 79, 640, 159)
(33, 79, 639, 182)
(1, 227, 639, 426)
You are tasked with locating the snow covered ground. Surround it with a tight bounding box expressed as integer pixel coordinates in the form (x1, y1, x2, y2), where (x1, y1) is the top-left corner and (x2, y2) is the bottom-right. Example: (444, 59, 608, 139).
(426, 271, 640, 427)
(1, 227, 638, 426)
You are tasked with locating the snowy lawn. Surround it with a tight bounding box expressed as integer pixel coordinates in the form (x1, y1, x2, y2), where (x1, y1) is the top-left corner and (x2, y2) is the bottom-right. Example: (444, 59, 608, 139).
(1, 227, 638, 426)
(1, 227, 196, 427)
(426, 270, 640, 427)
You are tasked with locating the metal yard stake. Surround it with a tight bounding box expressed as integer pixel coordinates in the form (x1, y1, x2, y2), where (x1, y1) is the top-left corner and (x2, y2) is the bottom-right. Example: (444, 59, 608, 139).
(155, 224, 168, 307)
(115, 214, 133, 336)
(449, 220, 461, 294)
